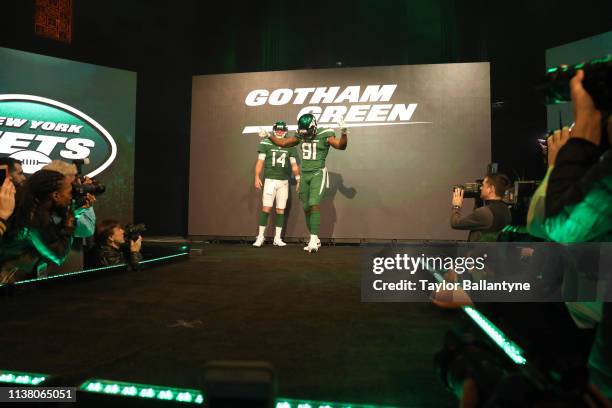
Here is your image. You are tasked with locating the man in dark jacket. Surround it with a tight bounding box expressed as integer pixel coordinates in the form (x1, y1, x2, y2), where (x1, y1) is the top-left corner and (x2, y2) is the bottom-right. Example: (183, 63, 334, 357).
(92, 219, 142, 269)
(451, 173, 512, 241)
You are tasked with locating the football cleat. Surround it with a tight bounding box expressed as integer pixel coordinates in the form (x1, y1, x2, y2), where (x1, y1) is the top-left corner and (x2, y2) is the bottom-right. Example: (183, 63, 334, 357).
(303, 237, 321, 251)
(303, 237, 321, 252)
(303, 242, 319, 253)
(273, 237, 287, 247)
(253, 236, 265, 247)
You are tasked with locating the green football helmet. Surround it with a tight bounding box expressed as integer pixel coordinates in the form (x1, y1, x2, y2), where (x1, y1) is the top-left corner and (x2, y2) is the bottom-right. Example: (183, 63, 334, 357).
(297, 113, 317, 140)
(272, 120, 288, 138)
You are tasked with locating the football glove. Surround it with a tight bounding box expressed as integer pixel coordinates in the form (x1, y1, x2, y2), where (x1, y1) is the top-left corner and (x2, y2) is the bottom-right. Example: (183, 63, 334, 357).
(258, 127, 270, 138)
(336, 117, 349, 134)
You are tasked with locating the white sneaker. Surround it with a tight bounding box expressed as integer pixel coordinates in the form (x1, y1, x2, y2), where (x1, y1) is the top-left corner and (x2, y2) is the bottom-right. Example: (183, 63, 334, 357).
(273, 237, 287, 247)
(253, 236, 265, 247)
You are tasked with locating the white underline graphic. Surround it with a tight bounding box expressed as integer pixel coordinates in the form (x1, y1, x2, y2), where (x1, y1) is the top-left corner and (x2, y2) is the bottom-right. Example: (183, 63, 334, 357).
(242, 121, 432, 134)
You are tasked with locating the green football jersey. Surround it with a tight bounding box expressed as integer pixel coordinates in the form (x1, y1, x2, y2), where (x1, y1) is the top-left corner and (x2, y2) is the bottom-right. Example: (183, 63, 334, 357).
(297, 128, 335, 172)
(257, 139, 297, 180)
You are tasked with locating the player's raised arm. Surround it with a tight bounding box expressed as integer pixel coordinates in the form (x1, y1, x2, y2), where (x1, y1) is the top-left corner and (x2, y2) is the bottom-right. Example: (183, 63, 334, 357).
(268, 134, 300, 148)
(327, 118, 348, 150)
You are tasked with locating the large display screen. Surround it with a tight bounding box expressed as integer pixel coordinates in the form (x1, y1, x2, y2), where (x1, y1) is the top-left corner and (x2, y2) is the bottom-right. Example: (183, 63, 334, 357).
(190, 63, 491, 240)
(0, 47, 137, 223)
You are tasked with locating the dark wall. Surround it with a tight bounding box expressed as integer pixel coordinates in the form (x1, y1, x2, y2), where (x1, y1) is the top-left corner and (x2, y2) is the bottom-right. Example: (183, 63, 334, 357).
(1, 0, 611, 235)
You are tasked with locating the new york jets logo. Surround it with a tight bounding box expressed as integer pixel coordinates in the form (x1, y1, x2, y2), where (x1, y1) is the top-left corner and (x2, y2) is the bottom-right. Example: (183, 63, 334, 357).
(0, 94, 117, 177)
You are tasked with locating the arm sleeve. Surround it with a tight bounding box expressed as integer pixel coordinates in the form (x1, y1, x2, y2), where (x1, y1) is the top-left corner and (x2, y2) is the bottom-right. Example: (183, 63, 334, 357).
(74, 207, 96, 238)
(258, 153, 266, 160)
(450, 206, 494, 230)
(29, 225, 75, 266)
(257, 142, 268, 154)
(320, 128, 335, 146)
(543, 140, 612, 242)
(129, 251, 143, 270)
(526, 167, 553, 240)
(546, 138, 600, 217)
(543, 173, 612, 242)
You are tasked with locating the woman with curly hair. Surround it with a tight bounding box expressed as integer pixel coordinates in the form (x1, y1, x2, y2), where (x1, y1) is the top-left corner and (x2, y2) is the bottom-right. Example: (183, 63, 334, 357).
(0, 169, 75, 283)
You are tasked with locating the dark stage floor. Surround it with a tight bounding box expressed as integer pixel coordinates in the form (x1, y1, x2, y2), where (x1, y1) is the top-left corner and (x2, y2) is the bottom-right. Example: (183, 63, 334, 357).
(1, 244, 459, 407)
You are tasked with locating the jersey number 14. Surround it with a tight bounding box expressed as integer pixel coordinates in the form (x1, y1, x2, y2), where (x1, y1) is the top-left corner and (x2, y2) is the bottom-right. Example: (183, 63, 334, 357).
(272, 151, 286, 167)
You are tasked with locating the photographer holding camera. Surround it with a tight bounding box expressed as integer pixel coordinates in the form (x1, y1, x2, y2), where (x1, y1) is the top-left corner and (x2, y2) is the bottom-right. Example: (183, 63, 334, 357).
(0, 157, 26, 189)
(0, 169, 75, 283)
(450, 173, 512, 241)
(92, 220, 143, 270)
(0, 177, 16, 239)
(42, 160, 96, 238)
(528, 69, 612, 400)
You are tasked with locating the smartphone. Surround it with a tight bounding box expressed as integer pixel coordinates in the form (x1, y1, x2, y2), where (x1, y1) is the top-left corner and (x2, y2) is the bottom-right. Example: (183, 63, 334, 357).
(0, 164, 8, 185)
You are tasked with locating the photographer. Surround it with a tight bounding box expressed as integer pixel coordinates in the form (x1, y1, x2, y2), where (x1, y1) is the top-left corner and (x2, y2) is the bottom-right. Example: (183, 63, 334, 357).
(0, 170, 75, 283)
(42, 160, 96, 238)
(0, 177, 16, 239)
(530, 70, 612, 399)
(450, 173, 512, 241)
(92, 219, 142, 270)
(0, 157, 26, 188)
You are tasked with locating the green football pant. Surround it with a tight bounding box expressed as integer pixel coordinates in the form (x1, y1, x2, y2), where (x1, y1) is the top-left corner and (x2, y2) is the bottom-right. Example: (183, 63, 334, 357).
(299, 168, 328, 209)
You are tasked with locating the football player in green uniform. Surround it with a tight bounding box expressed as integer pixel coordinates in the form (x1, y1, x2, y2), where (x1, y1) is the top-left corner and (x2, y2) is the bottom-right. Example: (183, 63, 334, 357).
(268, 113, 348, 252)
(253, 121, 301, 247)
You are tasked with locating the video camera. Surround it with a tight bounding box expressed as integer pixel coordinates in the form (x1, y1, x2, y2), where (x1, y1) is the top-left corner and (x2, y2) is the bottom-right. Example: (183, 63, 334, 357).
(124, 223, 146, 242)
(452, 181, 482, 199)
(540, 55, 611, 111)
(540, 55, 611, 147)
(452, 163, 499, 200)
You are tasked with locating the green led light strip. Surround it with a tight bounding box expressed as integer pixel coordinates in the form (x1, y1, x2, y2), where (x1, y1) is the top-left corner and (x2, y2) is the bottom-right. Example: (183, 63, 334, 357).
(15, 263, 126, 285)
(138, 252, 188, 265)
(11, 252, 188, 286)
(0, 374, 397, 407)
(80, 379, 203, 404)
(429, 268, 526, 365)
(276, 399, 400, 408)
(462, 306, 526, 365)
(0, 370, 47, 386)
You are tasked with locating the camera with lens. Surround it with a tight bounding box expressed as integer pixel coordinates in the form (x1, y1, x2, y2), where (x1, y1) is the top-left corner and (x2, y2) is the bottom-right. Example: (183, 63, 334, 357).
(71, 180, 106, 207)
(539, 55, 611, 146)
(72, 180, 106, 197)
(452, 181, 482, 198)
(70, 158, 106, 206)
(124, 223, 146, 242)
(540, 55, 611, 111)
